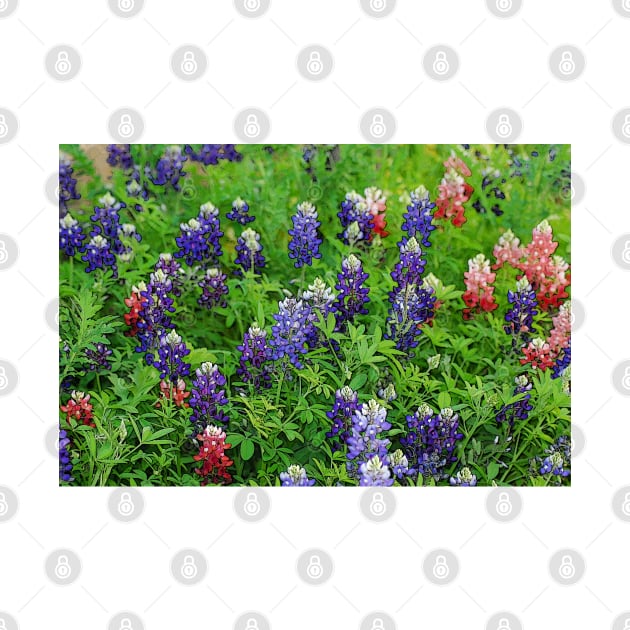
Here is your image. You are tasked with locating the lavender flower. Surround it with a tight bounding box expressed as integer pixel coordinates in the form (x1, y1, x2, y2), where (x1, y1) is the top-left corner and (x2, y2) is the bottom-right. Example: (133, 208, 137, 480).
(149, 145, 187, 191)
(189, 362, 229, 431)
(401, 405, 463, 482)
(326, 386, 359, 448)
(337, 191, 374, 245)
(59, 428, 73, 482)
(346, 399, 392, 481)
(390, 449, 410, 480)
(303, 277, 336, 349)
(84, 342, 113, 372)
(288, 201, 322, 268)
(81, 235, 118, 277)
(401, 185, 436, 247)
(385, 283, 436, 355)
(59, 158, 80, 217)
(495, 375, 533, 427)
(234, 228, 266, 276)
(59, 213, 86, 257)
(135, 269, 176, 354)
(184, 144, 242, 165)
(359, 455, 393, 487)
(236, 322, 272, 389)
(333, 254, 370, 331)
(449, 467, 477, 486)
(198, 267, 229, 309)
(552, 340, 571, 379)
(279, 464, 315, 486)
(106, 144, 134, 170)
(226, 197, 254, 225)
(175, 202, 223, 267)
(268, 297, 312, 369)
(154, 253, 184, 297)
(147, 329, 190, 384)
(504, 277, 538, 348)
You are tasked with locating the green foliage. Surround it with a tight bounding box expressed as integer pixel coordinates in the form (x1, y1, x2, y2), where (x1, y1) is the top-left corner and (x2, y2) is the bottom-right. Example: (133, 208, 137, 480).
(59, 143, 571, 487)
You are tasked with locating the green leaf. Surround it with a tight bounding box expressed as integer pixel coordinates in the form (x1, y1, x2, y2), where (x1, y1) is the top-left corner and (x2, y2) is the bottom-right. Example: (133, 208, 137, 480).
(437, 391, 452, 410)
(241, 439, 255, 461)
(349, 372, 367, 390)
(487, 462, 500, 481)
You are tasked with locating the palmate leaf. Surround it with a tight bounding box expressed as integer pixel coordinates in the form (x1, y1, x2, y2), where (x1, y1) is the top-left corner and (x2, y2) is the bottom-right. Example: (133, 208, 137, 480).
(59, 286, 122, 380)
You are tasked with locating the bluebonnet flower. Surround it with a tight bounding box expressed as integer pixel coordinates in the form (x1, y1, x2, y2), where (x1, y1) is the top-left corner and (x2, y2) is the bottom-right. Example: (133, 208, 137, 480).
(539, 452, 570, 477)
(337, 191, 374, 245)
(82, 235, 118, 277)
(226, 197, 255, 225)
(59, 214, 86, 257)
(449, 467, 477, 486)
(401, 185, 436, 248)
(59, 158, 80, 217)
(84, 342, 113, 372)
(401, 405, 463, 482)
(359, 455, 393, 487)
(234, 228, 266, 276)
(385, 283, 436, 356)
(346, 399, 392, 482)
(390, 449, 410, 480)
(149, 145, 187, 191)
(378, 383, 397, 402)
(126, 166, 150, 212)
(390, 237, 428, 299)
(237, 322, 272, 389)
(504, 277, 538, 348)
(552, 339, 571, 380)
(175, 202, 222, 267)
(302, 277, 336, 349)
(184, 144, 242, 165)
(268, 297, 312, 369)
(106, 144, 134, 170)
(495, 375, 533, 427)
(189, 362, 229, 431)
(59, 428, 73, 482)
(288, 201, 322, 268)
(198, 267, 229, 309)
(135, 269, 176, 354)
(332, 254, 370, 331)
(89, 192, 129, 256)
(280, 464, 315, 486)
(326, 386, 359, 449)
(147, 329, 190, 384)
(154, 253, 184, 297)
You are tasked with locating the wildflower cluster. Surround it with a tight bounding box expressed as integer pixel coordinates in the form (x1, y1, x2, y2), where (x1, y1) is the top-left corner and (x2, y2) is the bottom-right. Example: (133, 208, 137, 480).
(234, 228, 266, 276)
(333, 254, 370, 331)
(189, 362, 229, 432)
(269, 298, 312, 369)
(59, 158, 81, 216)
(226, 197, 254, 225)
(175, 202, 223, 267)
(280, 465, 315, 486)
(60, 391, 95, 427)
(435, 154, 473, 227)
(288, 201, 322, 268)
(462, 253, 497, 319)
(236, 323, 272, 390)
(193, 425, 233, 485)
(495, 375, 533, 427)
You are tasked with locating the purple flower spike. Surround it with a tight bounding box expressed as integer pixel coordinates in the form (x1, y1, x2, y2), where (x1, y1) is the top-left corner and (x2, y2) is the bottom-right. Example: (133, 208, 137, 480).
(333, 254, 370, 331)
(198, 267, 229, 310)
(288, 201, 322, 268)
(226, 197, 255, 225)
(189, 362, 229, 431)
(59, 213, 86, 257)
(269, 297, 312, 369)
(235, 228, 266, 276)
(280, 464, 315, 486)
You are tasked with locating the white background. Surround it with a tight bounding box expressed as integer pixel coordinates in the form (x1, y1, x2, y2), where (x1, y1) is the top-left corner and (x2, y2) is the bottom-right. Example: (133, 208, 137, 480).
(0, 0, 629, 629)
